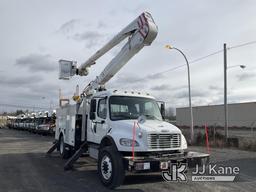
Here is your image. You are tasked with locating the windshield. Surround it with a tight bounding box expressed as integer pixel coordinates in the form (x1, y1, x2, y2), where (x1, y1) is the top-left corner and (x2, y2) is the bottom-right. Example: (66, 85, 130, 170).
(109, 96, 163, 121)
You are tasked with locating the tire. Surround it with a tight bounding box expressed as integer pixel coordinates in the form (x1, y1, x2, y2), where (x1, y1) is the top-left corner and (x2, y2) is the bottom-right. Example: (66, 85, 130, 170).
(98, 146, 125, 189)
(59, 135, 70, 159)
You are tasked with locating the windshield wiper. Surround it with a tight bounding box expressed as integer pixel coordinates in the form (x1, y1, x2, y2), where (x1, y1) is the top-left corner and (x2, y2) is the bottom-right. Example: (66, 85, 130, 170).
(112, 114, 137, 120)
(145, 114, 161, 121)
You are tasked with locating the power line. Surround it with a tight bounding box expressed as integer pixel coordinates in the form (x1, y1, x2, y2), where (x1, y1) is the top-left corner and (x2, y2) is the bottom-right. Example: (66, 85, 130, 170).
(145, 49, 223, 78)
(228, 40, 256, 50)
(146, 40, 256, 78)
(189, 49, 223, 64)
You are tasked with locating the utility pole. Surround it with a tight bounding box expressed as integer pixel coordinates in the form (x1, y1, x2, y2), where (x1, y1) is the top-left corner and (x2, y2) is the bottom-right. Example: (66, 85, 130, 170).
(224, 43, 228, 143)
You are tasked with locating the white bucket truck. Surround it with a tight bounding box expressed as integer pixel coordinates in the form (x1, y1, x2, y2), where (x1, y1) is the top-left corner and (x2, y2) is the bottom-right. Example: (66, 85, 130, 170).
(48, 12, 209, 189)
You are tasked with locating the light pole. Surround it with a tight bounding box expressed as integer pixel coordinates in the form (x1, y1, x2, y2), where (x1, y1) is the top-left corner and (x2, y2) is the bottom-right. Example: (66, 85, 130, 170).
(165, 45, 194, 144)
(224, 43, 246, 143)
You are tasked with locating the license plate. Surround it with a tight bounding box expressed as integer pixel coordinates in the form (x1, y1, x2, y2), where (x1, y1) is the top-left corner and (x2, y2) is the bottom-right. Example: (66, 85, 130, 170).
(143, 162, 150, 170)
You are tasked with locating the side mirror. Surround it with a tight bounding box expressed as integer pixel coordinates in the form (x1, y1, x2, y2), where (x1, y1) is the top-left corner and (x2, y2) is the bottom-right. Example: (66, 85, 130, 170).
(90, 99, 97, 120)
(90, 99, 97, 112)
(90, 112, 96, 120)
(160, 103, 165, 119)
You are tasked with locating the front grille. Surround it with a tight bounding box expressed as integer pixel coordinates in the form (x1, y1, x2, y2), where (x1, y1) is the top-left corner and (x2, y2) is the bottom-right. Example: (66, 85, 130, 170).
(147, 133, 181, 149)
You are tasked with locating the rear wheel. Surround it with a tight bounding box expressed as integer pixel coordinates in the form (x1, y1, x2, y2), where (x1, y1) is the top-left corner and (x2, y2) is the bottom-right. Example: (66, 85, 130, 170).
(98, 146, 125, 189)
(59, 136, 70, 159)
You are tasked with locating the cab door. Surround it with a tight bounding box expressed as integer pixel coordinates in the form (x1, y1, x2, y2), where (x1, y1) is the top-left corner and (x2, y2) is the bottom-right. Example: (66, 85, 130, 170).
(89, 98, 108, 144)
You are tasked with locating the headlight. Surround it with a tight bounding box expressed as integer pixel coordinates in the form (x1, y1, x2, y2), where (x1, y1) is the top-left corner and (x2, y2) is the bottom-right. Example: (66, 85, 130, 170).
(120, 138, 139, 147)
(181, 134, 187, 149)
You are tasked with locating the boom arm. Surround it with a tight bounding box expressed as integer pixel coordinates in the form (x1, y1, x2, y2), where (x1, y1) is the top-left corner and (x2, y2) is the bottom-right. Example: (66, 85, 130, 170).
(59, 12, 158, 97)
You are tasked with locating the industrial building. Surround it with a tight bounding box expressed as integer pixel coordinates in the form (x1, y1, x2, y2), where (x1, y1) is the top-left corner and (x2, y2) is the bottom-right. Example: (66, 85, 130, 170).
(176, 102, 256, 128)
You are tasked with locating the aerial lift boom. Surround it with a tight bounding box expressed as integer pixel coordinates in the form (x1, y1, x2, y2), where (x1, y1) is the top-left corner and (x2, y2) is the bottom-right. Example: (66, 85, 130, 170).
(59, 12, 158, 97)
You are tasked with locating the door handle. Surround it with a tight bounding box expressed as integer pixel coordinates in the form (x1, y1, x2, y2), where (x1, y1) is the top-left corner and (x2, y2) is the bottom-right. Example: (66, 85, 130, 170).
(93, 120, 105, 124)
(93, 124, 96, 133)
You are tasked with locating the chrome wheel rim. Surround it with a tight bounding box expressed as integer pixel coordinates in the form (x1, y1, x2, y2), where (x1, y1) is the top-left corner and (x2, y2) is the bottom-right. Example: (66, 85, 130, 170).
(101, 155, 112, 180)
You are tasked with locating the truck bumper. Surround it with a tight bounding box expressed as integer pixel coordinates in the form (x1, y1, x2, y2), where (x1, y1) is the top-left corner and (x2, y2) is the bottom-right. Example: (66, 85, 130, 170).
(123, 151, 210, 172)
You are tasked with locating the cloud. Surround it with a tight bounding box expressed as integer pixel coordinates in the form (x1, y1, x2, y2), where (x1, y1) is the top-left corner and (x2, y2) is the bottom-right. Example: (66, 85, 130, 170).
(109, 3, 148, 16)
(236, 72, 255, 81)
(58, 19, 109, 48)
(110, 71, 167, 89)
(209, 85, 222, 91)
(108, 74, 144, 90)
(16, 91, 48, 100)
(111, 74, 143, 85)
(58, 19, 109, 44)
(29, 83, 59, 103)
(73, 31, 104, 48)
(146, 73, 166, 80)
(174, 89, 207, 99)
(98, 21, 108, 28)
(0, 75, 43, 87)
(29, 83, 59, 94)
(16, 54, 57, 72)
(0, 79, 60, 110)
(151, 84, 172, 91)
(57, 19, 81, 34)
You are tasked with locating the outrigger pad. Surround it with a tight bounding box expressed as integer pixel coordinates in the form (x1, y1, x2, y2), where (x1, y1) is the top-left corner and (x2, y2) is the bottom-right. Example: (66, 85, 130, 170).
(64, 141, 88, 171)
(46, 141, 59, 155)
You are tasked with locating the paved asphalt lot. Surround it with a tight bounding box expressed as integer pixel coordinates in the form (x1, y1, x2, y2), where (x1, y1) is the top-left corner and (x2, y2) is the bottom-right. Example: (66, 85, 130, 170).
(0, 127, 256, 192)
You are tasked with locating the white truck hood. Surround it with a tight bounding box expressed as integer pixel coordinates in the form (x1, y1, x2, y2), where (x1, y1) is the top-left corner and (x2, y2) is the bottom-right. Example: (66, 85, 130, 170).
(109, 119, 186, 152)
(110, 119, 181, 134)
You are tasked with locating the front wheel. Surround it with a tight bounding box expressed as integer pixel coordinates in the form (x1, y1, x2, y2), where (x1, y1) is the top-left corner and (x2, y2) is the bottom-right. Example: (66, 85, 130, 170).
(98, 146, 125, 189)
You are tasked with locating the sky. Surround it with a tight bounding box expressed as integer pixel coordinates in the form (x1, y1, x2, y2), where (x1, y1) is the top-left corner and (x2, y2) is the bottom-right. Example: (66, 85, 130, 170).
(0, 0, 256, 112)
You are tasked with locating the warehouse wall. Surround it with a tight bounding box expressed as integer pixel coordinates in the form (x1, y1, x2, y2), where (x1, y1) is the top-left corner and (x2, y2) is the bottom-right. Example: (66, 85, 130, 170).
(176, 102, 256, 128)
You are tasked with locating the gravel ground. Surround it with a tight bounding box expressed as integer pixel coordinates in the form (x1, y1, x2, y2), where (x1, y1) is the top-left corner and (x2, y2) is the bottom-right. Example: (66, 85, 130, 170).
(0, 127, 256, 192)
